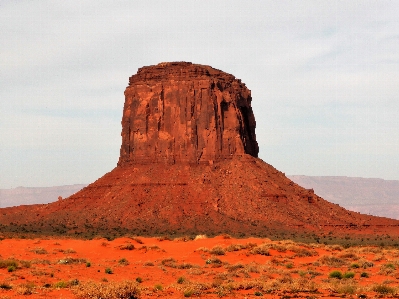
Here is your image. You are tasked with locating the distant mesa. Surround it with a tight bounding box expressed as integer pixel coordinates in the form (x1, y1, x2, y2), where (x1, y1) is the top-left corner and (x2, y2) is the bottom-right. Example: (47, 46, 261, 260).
(1, 62, 399, 240)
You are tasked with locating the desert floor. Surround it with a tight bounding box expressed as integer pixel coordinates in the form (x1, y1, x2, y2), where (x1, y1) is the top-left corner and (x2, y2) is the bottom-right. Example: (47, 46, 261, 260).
(0, 235, 398, 298)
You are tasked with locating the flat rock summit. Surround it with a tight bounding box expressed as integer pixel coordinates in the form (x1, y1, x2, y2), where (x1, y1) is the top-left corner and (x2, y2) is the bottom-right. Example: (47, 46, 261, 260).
(1, 62, 398, 240)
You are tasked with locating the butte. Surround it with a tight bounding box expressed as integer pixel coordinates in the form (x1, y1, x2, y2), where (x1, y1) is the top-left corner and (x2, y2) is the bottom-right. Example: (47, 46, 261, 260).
(1, 62, 398, 240)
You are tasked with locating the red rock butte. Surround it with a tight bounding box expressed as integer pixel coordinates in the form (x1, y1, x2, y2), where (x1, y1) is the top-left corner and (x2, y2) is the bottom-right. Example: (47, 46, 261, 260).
(119, 62, 258, 166)
(1, 62, 399, 240)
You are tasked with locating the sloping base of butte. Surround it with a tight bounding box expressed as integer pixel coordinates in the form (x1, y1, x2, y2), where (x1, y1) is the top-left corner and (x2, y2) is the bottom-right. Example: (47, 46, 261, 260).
(1, 155, 398, 238)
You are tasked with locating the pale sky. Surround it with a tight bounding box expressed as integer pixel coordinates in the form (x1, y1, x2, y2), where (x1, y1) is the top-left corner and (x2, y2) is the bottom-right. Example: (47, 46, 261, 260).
(1, 1, 398, 189)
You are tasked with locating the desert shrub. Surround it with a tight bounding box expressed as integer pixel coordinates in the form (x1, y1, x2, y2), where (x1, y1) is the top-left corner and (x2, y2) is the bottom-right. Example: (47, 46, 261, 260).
(361, 261, 374, 269)
(154, 284, 163, 291)
(118, 258, 129, 266)
(373, 284, 396, 295)
(58, 258, 87, 265)
(360, 272, 369, 278)
(350, 263, 360, 268)
(226, 263, 244, 272)
(329, 244, 343, 251)
(291, 247, 318, 257)
(73, 280, 140, 299)
(105, 267, 113, 274)
(53, 281, 68, 289)
(329, 270, 343, 279)
(0, 259, 18, 269)
(270, 243, 288, 252)
(298, 270, 307, 277)
(343, 272, 355, 279)
(177, 276, 185, 284)
(338, 252, 359, 260)
(143, 261, 154, 266)
(226, 243, 247, 252)
(250, 245, 270, 256)
(120, 244, 135, 250)
(129, 236, 143, 244)
(30, 247, 48, 254)
(245, 263, 260, 273)
(183, 288, 194, 297)
(318, 255, 346, 267)
(7, 265, 16, 272)
(86, 262, 91, 267)
(254, 291, 263, 296)
(337, 282, 357, 294)
(161, 257, 176, 266)
(0, 282, 12, 290)
(206, 257, 222, 265)
(174, 236, 192, 242)
(285, 263, 293, 269)
(157, 236, 172, 241)
(210, 246, 226, 256)
(15, 282, 35, 295)
(379, 263, 396, 275)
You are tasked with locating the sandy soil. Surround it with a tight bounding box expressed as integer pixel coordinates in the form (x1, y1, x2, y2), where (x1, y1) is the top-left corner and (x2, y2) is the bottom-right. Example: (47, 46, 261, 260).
(0, 235, 398, 298)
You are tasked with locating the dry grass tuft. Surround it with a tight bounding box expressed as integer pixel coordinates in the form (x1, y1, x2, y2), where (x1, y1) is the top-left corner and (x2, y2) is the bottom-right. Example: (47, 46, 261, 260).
(73, 280, 140, 299)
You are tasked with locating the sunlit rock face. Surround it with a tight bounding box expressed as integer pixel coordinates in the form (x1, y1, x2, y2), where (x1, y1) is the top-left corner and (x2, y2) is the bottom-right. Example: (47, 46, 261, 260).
(118, 62, 258, 166)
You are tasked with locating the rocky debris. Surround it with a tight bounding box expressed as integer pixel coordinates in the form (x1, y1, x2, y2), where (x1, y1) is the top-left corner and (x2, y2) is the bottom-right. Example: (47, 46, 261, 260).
(118, 62, 258, 166)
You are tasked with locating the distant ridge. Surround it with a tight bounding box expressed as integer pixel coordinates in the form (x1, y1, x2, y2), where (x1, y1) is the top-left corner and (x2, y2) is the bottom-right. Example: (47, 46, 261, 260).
(0, 184, 87, 208)
(289, 176, 399, 220)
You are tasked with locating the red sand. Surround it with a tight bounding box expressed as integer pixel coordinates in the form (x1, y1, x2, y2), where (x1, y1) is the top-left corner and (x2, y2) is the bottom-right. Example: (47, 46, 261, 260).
(0, 235, 398, 298)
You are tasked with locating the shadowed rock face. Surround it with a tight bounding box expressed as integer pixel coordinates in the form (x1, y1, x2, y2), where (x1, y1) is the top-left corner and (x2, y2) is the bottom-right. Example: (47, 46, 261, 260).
(118, 62, 258, 166)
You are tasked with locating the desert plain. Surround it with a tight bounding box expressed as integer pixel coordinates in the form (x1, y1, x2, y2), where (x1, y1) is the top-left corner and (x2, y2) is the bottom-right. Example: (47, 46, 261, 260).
(1, 235, 399, 298)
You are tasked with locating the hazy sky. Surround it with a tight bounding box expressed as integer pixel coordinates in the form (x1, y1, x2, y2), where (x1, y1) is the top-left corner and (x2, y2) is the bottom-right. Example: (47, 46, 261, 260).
(1, 1, 398, 189)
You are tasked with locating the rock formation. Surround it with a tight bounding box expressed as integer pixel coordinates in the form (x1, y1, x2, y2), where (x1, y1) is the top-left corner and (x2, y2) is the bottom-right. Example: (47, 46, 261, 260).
(1, 62, 399, 241)
(119, 62, 258, 165)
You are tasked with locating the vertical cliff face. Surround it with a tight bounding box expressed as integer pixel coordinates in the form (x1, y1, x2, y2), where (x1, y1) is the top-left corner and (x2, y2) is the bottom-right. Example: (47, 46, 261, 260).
(118, 62, 258, 166)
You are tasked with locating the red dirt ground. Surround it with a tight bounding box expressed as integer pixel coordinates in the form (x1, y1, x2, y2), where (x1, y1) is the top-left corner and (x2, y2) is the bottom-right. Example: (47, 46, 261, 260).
(1, 235, 399, 298)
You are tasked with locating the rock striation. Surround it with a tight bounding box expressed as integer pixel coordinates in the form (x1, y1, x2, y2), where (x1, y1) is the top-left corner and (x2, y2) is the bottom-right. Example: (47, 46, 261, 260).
(118, 62, 258, 166)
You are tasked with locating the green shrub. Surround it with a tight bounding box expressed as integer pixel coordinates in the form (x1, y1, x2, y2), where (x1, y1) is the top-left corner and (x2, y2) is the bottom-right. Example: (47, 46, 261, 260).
(254, 291, 263, 296)
(118, 258, 129, 266)
(360, 272, 369, 278)
(105, 267, 113, 274)
(135, 277, 143, 283)
(0, 283, 12, 290)
(86, 262, 91, 267)
(343, 272, 355, 279)
(53, 281, 68, 289)
(154, 284, 163, 291)
(285, 263, 293, 269)
(350, 263, 360, 268)
(7, 265, 16, 272)
(177, 276, 185, 284)
(329, 270, 343, 279)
